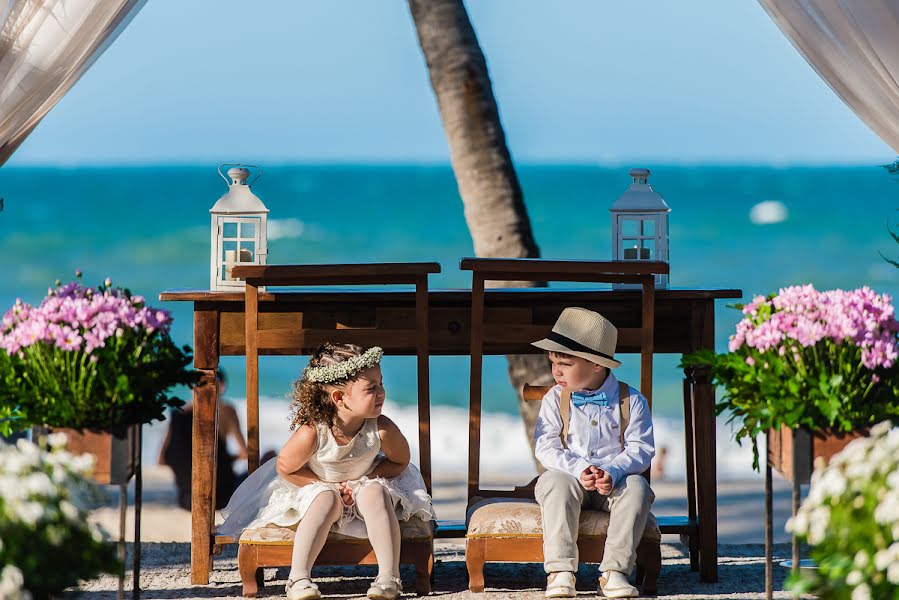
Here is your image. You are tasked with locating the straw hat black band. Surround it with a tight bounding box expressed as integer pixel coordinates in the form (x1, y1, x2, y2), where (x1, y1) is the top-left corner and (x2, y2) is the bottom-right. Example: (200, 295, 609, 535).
(546, 331, 615, 361)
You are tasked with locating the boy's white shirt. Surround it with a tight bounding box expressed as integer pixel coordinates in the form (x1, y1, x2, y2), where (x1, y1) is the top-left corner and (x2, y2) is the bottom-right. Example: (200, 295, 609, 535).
(533, 372, 655, 488)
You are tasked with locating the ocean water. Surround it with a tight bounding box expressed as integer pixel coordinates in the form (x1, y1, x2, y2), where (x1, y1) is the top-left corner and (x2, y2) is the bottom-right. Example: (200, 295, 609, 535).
(2, 164, 897, 477)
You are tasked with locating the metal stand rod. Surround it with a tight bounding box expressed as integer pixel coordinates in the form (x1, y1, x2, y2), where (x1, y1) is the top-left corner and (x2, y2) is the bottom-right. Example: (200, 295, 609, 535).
(118, 483, 126, 600)
(765, 436, 773, 600)
(792, 473, 801, 599)
(133, 426, 142, 600)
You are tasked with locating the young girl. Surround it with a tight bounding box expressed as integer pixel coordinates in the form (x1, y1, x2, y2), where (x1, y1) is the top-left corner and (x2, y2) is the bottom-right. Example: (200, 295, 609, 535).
(219, 343, 434, 600)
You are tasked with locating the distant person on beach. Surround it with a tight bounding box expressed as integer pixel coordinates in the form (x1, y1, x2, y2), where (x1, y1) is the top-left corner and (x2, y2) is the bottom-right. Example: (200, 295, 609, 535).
(218, 343, 434, 600)
(531, 308, 655, 599)
(651, 446, 668, 481)
(158, 369, 249, 510)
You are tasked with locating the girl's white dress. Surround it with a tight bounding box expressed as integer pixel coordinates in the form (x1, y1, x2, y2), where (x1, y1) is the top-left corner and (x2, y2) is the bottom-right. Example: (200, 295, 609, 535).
(218, 417, 435, 539)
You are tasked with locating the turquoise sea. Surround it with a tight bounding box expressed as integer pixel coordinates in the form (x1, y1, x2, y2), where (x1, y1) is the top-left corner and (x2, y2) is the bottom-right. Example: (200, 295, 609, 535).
(1, 164, 897, 475)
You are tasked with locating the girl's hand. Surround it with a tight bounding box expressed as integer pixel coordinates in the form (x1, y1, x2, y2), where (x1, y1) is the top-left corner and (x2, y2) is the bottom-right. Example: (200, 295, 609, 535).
(339, 481, 355, 507)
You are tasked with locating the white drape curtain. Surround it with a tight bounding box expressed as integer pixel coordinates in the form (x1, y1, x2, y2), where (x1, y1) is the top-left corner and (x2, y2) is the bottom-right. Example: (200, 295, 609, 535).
(758, 0, 899, 153)
(0, 0, 144, 165)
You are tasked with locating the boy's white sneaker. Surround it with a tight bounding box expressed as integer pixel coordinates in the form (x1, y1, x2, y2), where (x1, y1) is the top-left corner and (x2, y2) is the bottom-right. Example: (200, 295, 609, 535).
(545, 571, 576, 598)
(599, 571, 639, 598)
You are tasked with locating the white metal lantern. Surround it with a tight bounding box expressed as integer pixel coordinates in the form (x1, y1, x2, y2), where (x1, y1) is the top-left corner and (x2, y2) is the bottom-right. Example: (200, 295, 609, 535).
(610, 168, 670, 289)
(210, 164, 268, 291)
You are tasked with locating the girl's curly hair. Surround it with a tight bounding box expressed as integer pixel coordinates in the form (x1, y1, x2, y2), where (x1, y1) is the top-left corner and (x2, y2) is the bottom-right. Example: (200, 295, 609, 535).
(289, 342, 370, 430)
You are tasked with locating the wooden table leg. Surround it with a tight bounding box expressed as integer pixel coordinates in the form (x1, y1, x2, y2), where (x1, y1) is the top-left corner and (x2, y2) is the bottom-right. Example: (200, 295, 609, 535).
(692, 365, 719, 582)
(191, 306, 220, 584)
(415, 274, 432, 495)
(683, 368, 699, 572)
(191, 369, 218, 584)
(467, 274, 486, 501)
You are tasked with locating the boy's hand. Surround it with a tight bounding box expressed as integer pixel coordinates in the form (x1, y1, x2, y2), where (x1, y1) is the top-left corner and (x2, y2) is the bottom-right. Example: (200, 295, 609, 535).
(579, 466, 603, 491)
(595, 471, 613, 495)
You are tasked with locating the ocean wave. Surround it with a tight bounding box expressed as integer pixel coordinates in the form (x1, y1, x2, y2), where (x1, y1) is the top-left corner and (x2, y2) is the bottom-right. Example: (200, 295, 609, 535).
(749, 200, 788, 225)
(267, 218, 305, 240)
(141, 398, 760, 482)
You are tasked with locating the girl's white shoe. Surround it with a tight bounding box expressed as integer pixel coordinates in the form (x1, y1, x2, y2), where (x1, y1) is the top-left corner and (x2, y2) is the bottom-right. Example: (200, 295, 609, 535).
(286, 577, 321, 600)
(366, 574, 403, 599)
(598, 571, 639, 598)
(545, 571, 577, 598)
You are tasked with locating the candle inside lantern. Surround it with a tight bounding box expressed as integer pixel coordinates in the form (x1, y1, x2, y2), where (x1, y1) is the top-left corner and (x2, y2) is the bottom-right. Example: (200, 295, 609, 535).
(623, 246, 651, 260)
(224, 249, 237, 280)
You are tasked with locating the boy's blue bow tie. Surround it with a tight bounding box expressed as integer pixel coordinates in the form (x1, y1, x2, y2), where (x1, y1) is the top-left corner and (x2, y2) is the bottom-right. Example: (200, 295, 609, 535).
(571, 390, 609, 407)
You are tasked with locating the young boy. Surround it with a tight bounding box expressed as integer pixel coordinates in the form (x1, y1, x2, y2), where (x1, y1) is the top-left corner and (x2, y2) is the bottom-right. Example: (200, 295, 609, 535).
(532, 307, 655, 599)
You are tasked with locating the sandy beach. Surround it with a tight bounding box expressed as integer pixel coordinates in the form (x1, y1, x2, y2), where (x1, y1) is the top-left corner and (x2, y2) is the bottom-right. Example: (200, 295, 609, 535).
(78, 465, 808, 598)
(73, 540, 814, 599)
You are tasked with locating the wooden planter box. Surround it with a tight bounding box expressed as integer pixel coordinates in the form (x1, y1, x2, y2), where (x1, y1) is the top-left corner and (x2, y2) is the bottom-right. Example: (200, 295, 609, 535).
(51, 424, 139, 485)
(768, 425, 866, 484)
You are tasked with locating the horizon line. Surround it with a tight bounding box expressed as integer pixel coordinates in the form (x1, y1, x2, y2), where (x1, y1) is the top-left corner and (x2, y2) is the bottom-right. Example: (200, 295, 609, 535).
(2, 158, 896, 170)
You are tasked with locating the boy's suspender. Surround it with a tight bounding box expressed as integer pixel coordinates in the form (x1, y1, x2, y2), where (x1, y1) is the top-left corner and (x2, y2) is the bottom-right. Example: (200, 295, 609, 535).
(560, 390, 571, 447)
(619, 381, 631, 446)
(558, 381, 631, 449)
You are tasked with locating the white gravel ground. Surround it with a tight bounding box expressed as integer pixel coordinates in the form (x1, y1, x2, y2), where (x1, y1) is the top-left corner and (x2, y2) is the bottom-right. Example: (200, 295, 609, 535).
(72, 541, 814, 599)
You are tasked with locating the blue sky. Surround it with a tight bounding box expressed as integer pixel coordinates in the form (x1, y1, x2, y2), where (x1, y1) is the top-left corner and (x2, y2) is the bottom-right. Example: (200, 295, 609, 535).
(8, 0, 896, 166)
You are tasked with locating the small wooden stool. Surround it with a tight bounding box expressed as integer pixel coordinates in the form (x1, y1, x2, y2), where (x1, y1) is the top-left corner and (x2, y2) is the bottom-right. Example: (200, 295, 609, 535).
(237, 517, 434, 597)
(465, 497, 661, 594)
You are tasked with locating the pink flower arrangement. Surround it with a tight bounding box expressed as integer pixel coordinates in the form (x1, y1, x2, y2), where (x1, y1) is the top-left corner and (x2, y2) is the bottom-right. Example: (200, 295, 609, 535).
(682, 284, 899, 470)
(0, 274, 195, 432)
(728, 285, 899, 371)
(1, 280, 171, 356)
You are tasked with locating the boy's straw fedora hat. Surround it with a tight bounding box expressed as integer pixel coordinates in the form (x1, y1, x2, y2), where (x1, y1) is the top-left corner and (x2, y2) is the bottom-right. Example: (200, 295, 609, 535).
(531, 307, 621, 369)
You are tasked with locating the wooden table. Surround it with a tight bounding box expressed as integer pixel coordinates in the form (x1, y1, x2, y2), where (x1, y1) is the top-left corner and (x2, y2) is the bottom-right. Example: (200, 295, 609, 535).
(161, 285, 739, 585)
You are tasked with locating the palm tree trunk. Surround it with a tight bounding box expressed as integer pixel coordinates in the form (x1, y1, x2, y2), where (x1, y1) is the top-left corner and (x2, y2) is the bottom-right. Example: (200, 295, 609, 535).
(407, 0, 553, 463)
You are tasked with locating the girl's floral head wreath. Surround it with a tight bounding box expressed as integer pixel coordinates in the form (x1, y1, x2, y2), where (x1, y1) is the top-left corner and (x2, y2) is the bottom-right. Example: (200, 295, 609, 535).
(303, 346, 384, 383)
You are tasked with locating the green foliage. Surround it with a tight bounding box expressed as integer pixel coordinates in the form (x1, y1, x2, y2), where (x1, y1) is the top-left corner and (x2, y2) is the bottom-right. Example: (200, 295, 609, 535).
(0, 328, 195, 434)
(882, 159, 899, 268)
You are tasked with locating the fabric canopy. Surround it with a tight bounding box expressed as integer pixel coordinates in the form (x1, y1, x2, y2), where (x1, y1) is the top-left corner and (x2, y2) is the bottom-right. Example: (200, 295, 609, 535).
(758, 0, 899, 154)
(0, 0, 145, 165)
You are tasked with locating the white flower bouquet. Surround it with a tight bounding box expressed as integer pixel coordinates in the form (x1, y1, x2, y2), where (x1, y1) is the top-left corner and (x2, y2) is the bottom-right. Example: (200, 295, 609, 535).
(0, 435, 119, 598)
(787, 420, 899, 599)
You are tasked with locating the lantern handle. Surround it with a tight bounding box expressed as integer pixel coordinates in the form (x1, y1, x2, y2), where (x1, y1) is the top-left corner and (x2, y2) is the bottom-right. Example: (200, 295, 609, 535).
(217, 163, 263, 187)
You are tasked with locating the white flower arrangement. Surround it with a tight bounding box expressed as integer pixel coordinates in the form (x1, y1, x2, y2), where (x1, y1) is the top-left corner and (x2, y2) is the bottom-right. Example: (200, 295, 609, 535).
(0, 435, 119, 596)
(787, 420, 899, 598)
(303, 346, 384, 383)
(0, 564, 30, 600)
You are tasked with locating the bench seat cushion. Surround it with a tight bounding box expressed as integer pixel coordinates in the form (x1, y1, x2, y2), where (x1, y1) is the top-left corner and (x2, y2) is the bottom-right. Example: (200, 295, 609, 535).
(465, 498, 661, 542)
(239, 516, 433, 545)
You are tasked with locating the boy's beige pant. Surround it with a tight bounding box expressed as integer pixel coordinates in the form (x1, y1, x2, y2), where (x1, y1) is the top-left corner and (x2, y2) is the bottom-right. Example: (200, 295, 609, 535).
(534, 469, 654, 575)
